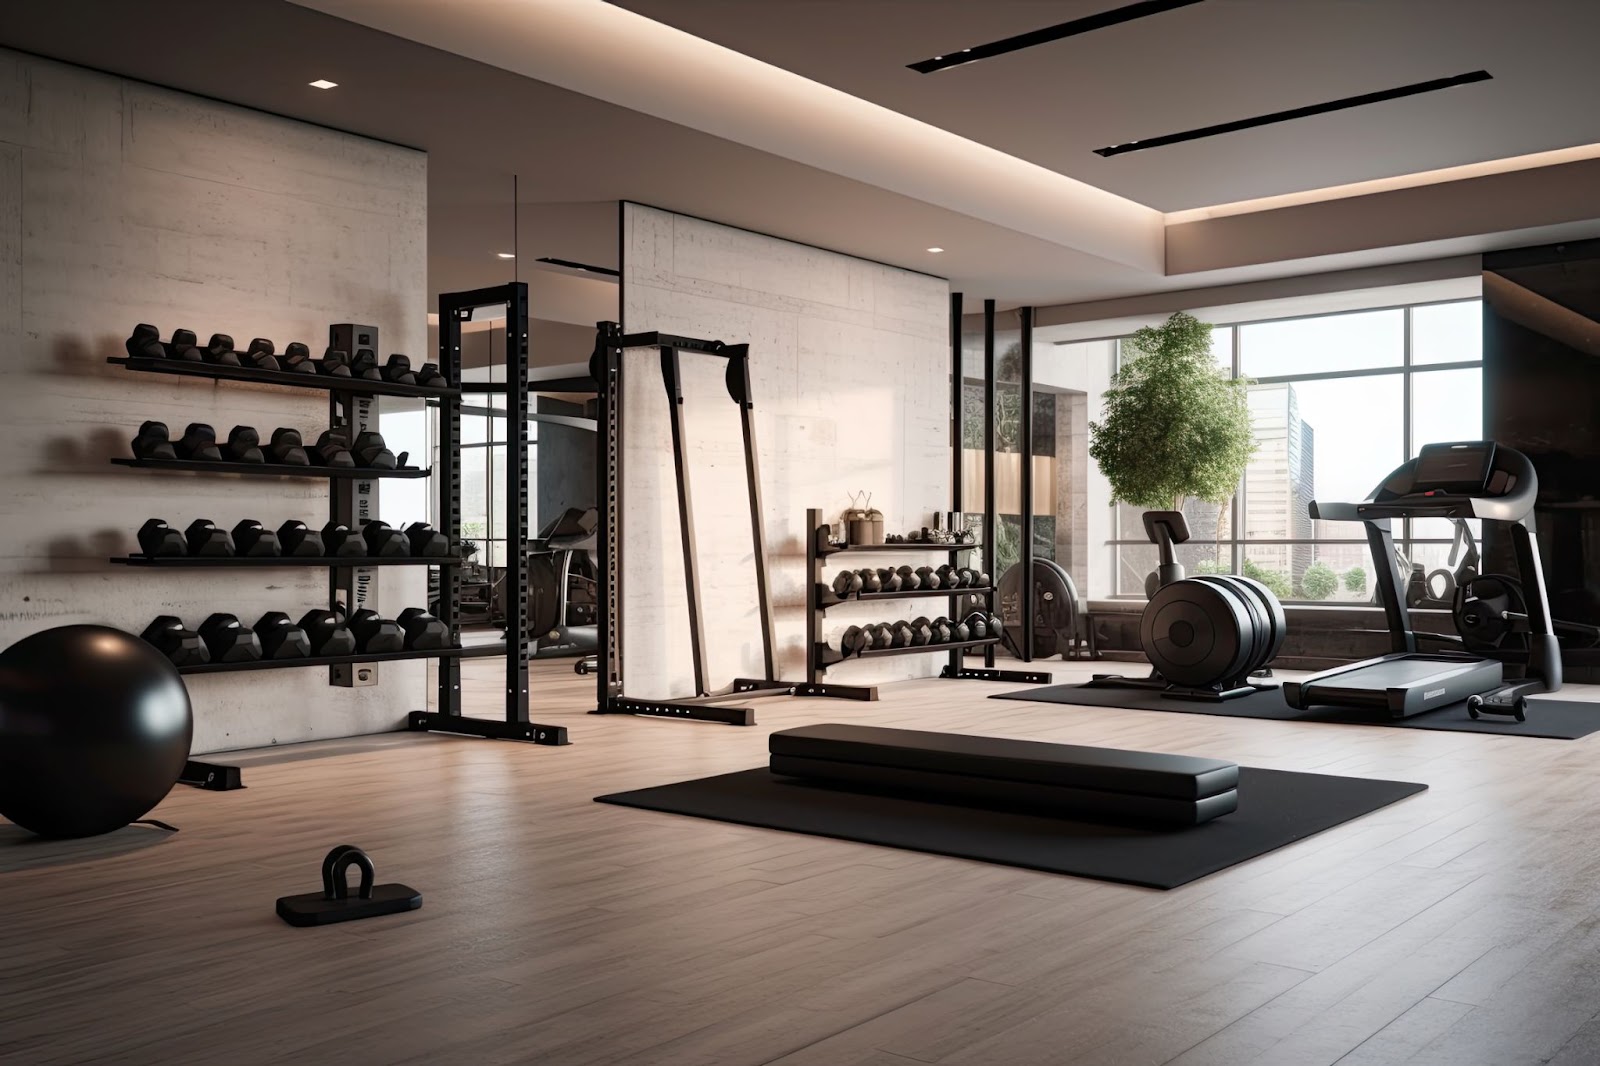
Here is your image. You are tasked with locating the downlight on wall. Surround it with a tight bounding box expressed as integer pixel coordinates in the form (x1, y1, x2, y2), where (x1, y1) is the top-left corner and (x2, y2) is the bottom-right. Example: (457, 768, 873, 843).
(308, 79, 338, 89)
(497, 252, 516, 259)
(927, 247, 945, 253)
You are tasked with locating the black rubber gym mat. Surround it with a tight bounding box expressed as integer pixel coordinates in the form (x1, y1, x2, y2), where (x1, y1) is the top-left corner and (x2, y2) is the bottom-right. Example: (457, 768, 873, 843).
(990, 683, 1600, 740)
(594, 766, 1425, 890)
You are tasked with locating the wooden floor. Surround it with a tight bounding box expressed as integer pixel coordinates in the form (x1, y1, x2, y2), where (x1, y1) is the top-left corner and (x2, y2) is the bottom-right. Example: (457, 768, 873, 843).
(5, 659, 1600, 1065)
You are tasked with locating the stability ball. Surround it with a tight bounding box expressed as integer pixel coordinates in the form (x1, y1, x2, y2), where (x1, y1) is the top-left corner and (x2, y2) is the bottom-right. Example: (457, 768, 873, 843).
(0, 625, 192, 838)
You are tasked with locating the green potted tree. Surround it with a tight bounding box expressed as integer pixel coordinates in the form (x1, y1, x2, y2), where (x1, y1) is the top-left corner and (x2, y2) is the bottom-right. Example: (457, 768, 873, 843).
(1089, 312, 1255, 591)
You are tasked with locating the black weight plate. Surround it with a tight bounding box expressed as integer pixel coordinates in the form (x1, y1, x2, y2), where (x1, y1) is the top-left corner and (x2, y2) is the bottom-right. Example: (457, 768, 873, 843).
(1218, 573, 1286, 671)
(1141, 579, 1255, 688)
(1193, 575, 1267, 678)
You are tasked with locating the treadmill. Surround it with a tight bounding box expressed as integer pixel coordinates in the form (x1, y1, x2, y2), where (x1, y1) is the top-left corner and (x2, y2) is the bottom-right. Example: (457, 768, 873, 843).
(1283, 441, 1561, 721)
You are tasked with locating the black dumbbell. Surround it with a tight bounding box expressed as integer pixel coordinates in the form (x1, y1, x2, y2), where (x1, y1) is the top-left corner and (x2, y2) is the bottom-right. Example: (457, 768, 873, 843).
(832, 569, 863, 598)
(954, 567, 978, 589)
(382, 354, 416, 385)
(930, 617, 954, 643)
(125, 323, 165, 359)
(349, 348, 382, 380)
(232, 519, 280, 557)
(889, 620, 915, 647)
(947, 616, 970, 642)
(348, 608, 404, 652)
(416, 362, 447, 388)
(223, 425, 263, 463)
(131, 421, 176, 460)
(362, 520, 408, 557)
(298, 609, 356, 656)
(895, 565, 921, 591)
(254, 611, 310, 659)
(176, 423, 221, 461)
(318, 348, 352, 376)
(964, 612, 989, 640)
(170, 329, 199, 361)
(908, 617, 933, 646)
(840, 625, 870, 657)
(311, 429, 355, 468)
(916, 566, 941, 590)
(976, 571, 992, 588)
(397, 607, 448, 650)
(405, 522, 449, 557)
(244, 338, 279, 371)
(137, 518, 186, 558)
(184, 519, 234, 557)
(876, 567, 901, 593)
(141, 615, 209, 665)
(277, 520, 324, 557)
(936, 564, 962, 589)
(281, 342, 316, 374)
(858, 568, 881, 593)
(988, 613, 1005, 640)
(202, 333, 240, 366)
(199, 613, 262, 662)
(321, 521, 366, 557)
(870, 622, 895, 648)
(268, 427, 309, 465)
(351, 431, 396, 470)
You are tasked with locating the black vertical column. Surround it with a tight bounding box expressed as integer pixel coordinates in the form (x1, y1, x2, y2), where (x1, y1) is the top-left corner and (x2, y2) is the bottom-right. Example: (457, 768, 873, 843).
(661, 346, 710, 696)
(437, 300, 464, 718)
(949, 291, 965, 678)
(505, 283, 531, 723)
(592, 322, 623, 709)
(1019, 306, 1035, 661)
(983, 299, 997, 668)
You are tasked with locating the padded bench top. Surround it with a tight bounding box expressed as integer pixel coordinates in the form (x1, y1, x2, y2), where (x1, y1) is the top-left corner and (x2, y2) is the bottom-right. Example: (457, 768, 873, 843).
(770, 724, 1238, 800)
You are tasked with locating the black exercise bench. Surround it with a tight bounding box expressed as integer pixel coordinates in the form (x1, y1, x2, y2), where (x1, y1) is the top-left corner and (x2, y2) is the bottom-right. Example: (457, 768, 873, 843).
(769, 724, 1238, 826)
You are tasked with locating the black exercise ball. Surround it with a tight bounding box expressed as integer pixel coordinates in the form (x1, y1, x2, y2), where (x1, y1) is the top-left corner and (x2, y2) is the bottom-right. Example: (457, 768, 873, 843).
(0, 624, 192, 838)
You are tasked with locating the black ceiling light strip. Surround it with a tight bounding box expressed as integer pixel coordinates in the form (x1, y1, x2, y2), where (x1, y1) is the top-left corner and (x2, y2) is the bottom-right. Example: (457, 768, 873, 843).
(1094, 69, 1494, 157)
(908, 0, 1205, 74)
(535, 257, 620, 277)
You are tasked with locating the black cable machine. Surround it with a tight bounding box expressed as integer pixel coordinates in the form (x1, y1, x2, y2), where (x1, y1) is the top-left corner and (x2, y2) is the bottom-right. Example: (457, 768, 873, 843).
(407, 283, 568, 744)
(1284, 440, 1560, 721)
(589, 323, 793, 726)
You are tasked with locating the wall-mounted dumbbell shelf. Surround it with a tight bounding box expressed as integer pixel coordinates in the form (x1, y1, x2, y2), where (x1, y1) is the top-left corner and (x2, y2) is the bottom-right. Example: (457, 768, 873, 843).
(803, 507, 1049, 701)
(110, 319, 569, 794)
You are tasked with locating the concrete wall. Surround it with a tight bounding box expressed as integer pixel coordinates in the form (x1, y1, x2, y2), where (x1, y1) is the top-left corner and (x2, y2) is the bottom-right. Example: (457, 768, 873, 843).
(0, 50, 428, 753)
(620, 203, 950, 696)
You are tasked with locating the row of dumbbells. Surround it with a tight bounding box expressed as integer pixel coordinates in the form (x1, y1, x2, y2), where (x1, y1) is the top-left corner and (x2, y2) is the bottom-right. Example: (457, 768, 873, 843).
(830, 564, 992, 597)
(142, 607, 449, 665)
(836, 612, 1003, 656)
(127, 324, 445, 388)
(131, 421, 408, 470)
(138, 518, 450, 559)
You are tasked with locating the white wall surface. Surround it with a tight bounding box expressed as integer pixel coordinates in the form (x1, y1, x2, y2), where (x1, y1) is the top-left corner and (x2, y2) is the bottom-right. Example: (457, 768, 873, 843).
(620, 204, 951, 696)
(0, 50, 429, 753)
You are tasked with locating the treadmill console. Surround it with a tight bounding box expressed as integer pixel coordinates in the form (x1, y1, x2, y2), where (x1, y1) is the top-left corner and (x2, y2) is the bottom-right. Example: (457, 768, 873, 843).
(1412, 441, 1495, 495)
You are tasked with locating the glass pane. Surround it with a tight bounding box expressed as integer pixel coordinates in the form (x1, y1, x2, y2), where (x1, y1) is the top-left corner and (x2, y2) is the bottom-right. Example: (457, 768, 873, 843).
(1240, 308, 1403, 378)
(1411, 367, 1483, 453)
(462, 410, 490, 446)
(1245, 377, 1403, 540)
(1116, 540, 1232, 597)
(1210, 326, 1233, 374)
(489, 444, 506, 546)
(1411, 301, 1482, 365)
(460, 448, 488, 544)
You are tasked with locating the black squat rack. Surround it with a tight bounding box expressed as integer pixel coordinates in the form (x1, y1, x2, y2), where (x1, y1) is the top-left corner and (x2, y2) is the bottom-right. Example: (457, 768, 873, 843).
(109, 311, 562, 792)
(589, 323, 793, 726)
(407, 283, 569, 746)
(804, 509, 1050, 700)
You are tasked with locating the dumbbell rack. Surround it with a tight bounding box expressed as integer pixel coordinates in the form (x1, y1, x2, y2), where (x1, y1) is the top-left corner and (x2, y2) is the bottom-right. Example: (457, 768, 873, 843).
(803, 508, 1050, 700)
(107, 300, 569, 789)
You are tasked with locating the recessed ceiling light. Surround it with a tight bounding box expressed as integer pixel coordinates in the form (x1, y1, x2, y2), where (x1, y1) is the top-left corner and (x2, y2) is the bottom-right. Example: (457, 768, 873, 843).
(497, 252, 517, 259)
(927, 247, 945, 253)
(308, 79, 338, 90)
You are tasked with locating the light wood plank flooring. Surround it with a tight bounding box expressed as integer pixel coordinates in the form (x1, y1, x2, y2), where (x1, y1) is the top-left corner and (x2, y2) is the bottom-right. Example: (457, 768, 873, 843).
(4, 659, 1600, 1065)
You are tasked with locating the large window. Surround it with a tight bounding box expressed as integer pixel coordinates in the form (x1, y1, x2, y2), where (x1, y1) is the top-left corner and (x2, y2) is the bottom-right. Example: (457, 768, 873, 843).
(1112, 299, 1484, 603)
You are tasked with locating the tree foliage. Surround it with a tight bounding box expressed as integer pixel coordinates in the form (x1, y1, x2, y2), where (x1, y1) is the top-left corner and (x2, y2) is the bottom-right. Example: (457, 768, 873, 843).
(1242, 558, 1292, 600)
(1344, 566, 1368, 594)
(1089, 313, 1256, 509)
(1301, 561, 1339, 600)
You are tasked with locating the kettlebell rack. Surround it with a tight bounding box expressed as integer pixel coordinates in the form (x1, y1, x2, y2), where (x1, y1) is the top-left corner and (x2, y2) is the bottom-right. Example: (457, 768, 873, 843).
(804, 509, 1049, 700)
(108, 294, 568, 791)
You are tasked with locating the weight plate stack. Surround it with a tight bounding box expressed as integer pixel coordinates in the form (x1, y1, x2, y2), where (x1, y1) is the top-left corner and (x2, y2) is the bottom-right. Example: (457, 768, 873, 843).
(1140, 577, 1257, 689)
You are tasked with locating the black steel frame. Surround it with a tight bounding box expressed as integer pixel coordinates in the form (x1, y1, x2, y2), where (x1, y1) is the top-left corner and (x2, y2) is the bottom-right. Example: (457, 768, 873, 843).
(407, 284, 568, 745)
(589, 326, 790, 726)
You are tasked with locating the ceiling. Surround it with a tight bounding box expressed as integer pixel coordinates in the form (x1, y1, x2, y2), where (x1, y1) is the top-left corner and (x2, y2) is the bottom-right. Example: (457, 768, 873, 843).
(3, 0, 1599, 310)
(611, 0, 1600, 211)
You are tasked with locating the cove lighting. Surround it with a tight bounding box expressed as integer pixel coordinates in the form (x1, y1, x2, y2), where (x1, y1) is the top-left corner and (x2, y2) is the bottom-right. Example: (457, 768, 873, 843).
(308, 79, 338, 89)
(927, 247, 945, 253)
(497, 252, 517, 259)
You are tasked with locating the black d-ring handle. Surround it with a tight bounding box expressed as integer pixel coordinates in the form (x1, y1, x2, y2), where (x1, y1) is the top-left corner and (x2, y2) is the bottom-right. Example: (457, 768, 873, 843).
(320, 844, 375, 900)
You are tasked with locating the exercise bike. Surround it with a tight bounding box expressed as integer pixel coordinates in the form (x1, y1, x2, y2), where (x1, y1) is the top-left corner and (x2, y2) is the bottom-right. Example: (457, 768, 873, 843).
(525, 506, 601, 661)
(1085, 510, 1285, 702)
